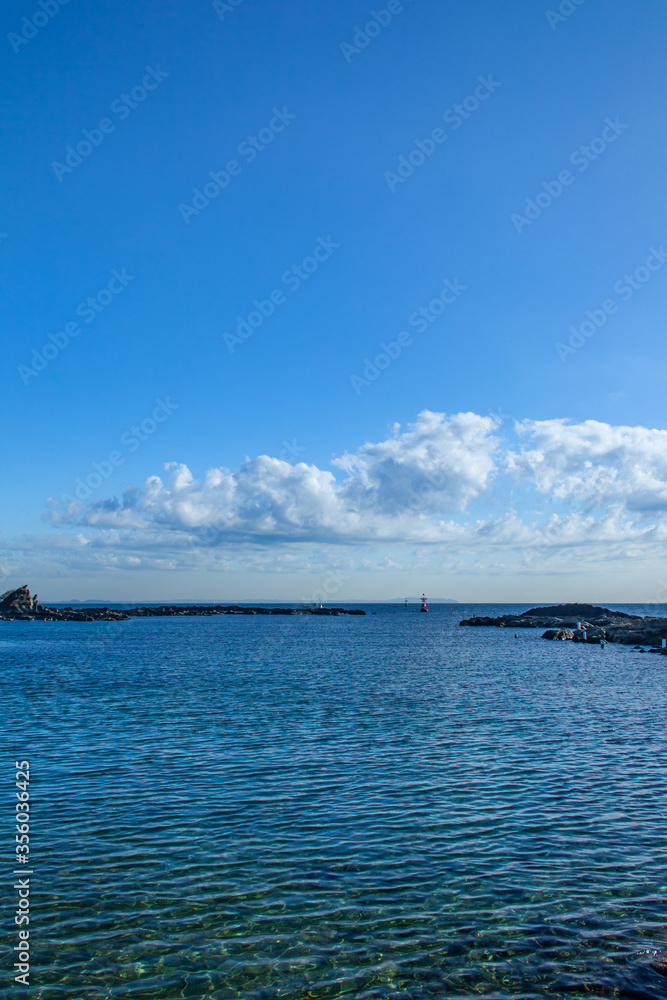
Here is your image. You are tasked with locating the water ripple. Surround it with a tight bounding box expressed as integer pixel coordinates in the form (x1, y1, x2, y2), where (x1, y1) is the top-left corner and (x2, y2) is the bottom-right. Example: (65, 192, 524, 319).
(3, 604, 667, 999)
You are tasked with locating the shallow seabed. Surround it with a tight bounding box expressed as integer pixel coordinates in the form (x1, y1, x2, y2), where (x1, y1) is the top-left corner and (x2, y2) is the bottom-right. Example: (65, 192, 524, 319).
(3, 603, 667, 1000)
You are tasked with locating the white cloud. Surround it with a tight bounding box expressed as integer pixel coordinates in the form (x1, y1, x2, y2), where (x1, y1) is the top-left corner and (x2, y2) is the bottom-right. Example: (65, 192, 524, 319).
(508, 418, 667, 513)
(12, 411, 667, 582)
(335, 410, 499, 514)
(46, 411, 500, 544)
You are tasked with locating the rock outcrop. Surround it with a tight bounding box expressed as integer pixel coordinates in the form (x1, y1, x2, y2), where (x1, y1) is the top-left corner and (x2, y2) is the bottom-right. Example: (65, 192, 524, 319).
(460, 603, 667, 649)
(518, 603, 637, 621)
(0, 585, 33, 609)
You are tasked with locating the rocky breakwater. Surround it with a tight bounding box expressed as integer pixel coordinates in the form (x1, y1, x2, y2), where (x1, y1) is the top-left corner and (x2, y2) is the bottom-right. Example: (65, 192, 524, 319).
(460, 603, 667, 651)
(124, 605, 365, 617)
(0, 587, 365, 622)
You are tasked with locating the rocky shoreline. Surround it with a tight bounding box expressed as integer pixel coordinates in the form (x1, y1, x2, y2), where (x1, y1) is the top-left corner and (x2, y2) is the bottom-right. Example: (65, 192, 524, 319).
(460, 603, 667, 651)
(0, 586, 365, 622)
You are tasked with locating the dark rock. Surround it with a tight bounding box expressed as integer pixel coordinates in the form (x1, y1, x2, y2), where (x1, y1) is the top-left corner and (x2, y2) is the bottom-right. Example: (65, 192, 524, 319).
(0, 585, 32, 609)
(542, 628, 574, 640)
(462, 603, 667, 649)
(520, 603, 636, 621)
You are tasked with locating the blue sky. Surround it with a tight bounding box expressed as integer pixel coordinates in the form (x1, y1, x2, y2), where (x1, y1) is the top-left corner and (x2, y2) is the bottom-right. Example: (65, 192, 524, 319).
(2, 0, 667, 602)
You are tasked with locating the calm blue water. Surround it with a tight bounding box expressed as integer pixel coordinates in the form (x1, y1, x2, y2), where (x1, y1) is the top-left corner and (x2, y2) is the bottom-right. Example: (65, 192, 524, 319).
(3, 604, 667, 1000)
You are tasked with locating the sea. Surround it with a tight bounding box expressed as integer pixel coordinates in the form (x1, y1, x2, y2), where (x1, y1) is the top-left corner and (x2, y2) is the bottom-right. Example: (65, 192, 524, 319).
(3, 602, 667, 1000)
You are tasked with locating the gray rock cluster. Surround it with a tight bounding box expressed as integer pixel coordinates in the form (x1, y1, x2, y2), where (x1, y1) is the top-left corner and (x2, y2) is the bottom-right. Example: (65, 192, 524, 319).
(460, 603, 667, 650)
(541, 628, 575, 640)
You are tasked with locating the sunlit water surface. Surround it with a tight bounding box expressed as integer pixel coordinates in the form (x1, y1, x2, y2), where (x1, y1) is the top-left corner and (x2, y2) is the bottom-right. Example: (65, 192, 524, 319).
(3, 603, 667, 1000)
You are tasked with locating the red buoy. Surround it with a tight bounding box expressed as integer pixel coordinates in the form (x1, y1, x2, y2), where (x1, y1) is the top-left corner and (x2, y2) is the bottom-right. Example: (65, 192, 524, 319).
(420, 593, 428, 612)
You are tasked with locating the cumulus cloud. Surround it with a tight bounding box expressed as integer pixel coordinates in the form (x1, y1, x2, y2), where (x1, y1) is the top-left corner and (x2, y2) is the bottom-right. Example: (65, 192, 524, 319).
(27, 411, 667, 578)
(335, 410, 499, 514)
(507, 418, 667, 512)
(46, 411, 500, 544)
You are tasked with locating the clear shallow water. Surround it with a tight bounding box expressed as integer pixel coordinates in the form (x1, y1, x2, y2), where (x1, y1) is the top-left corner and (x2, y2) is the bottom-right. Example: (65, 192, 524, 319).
(3, 603, 667, 1000)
